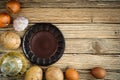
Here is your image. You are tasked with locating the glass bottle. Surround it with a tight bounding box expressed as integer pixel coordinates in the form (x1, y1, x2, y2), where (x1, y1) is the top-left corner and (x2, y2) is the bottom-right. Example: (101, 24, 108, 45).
(0, 52, 30, 76)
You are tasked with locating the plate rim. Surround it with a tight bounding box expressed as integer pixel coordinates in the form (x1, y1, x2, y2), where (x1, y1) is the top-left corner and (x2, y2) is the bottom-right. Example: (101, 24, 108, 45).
(22, 23, 65, 66)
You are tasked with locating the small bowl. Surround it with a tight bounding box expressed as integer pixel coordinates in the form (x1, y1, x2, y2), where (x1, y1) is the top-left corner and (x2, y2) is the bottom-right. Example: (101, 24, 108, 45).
(22, 23, 65, 66)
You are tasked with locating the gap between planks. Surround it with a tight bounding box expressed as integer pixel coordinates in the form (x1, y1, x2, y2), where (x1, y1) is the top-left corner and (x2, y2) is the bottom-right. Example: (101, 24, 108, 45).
(0, 39, 120, 54)
(0, 53, 119, 70)
(16, 8, 120, 23)
(1, 8, 120, 23)
(0, 24, 120, 39)
(0, 0, 120, 8)
(0, 70, 120, 80)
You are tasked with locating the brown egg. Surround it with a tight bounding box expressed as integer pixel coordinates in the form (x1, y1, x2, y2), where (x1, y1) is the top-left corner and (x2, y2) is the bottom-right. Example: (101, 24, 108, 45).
(91, 67, 106, 79)
(6, 0, 20, 14)
(65, 68, 79, 80)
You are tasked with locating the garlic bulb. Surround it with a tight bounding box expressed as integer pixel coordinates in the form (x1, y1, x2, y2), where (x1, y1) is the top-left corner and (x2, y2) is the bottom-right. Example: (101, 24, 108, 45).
(13, 16, 28, 31)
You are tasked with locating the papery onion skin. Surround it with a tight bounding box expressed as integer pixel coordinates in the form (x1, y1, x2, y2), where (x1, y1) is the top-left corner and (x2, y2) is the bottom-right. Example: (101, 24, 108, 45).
(6, 0, 21, 14)
(13, 16, 29, 31)
(0, 13, 11, 28)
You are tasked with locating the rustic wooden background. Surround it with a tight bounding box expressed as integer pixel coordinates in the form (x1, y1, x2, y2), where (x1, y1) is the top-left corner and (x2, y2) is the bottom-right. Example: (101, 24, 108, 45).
(0, 0, 120, 80)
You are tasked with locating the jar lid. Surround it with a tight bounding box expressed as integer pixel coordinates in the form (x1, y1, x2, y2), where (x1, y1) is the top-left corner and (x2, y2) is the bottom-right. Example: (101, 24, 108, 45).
(22, 23, 65, 66)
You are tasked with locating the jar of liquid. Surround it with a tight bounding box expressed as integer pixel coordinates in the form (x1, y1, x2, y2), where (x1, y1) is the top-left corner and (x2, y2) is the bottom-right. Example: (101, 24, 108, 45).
(0, 52, 30, 76)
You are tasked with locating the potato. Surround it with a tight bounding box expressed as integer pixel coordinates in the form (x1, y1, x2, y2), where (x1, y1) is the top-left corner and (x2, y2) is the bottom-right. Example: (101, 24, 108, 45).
(46, 66, 64, 80)
(24, 66, 43, 80)
(0, 31, 21, 49)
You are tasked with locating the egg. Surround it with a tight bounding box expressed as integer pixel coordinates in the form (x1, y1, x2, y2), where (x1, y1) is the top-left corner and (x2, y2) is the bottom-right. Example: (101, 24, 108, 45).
(91, 67, 106, 79)
(65, 68, 79, 80)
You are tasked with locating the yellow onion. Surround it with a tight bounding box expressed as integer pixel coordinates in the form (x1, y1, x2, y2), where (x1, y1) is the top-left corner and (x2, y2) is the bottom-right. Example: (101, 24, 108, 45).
(0, 13, 11, 28)
(6, 0, 21, 14)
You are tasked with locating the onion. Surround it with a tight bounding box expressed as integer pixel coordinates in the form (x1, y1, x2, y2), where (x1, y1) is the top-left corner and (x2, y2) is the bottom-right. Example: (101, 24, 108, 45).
(6, 0, 20, 14)
(0, 13, 11, 28)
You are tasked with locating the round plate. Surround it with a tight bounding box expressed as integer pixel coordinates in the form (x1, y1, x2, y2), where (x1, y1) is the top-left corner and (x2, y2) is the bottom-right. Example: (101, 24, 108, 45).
(22, 23, 65, 66)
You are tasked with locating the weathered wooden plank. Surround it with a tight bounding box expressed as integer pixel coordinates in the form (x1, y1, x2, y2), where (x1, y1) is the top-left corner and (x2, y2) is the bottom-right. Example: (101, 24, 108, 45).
(0, 24, 120, 38)
(90, 0, 120, 1)
(53, 54, 120, 69)
(65, 39, 120, 54)
(0, 70, 120, 80)
(1, 8, 120, 23)
(79, 70, 120, 80)
(1, 0, 120, 2)
(7, 8, 120, 23)
(0, 0, 120, 8)
(92, 9, 120, 23)
(16, 8, 91, 23)
(57, 24, 120, 38)
(0, 39, 120, 54)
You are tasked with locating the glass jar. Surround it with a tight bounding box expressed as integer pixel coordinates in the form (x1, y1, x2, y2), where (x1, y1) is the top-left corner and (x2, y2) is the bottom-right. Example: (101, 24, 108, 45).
(0, 52, 30, 76)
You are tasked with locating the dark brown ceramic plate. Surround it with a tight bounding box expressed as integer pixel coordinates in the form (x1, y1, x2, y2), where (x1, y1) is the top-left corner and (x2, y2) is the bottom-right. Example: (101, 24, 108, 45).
(22, 23, 65, 66)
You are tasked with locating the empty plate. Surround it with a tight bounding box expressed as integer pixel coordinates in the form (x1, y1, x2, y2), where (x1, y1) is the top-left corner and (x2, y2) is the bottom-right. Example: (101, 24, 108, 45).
(22, 23, 65, 66)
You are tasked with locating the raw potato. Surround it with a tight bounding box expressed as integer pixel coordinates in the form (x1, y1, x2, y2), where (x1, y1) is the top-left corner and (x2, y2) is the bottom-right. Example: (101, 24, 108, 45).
(0, 31, 21, 49)
(24, 66, 43, 80)
(46, 66, 64, 80)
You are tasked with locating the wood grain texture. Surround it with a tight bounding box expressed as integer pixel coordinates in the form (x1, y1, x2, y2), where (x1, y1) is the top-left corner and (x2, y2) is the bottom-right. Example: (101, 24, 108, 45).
(0, 24, 120, 54)
(0, 70, 120, 80)
(1, 8, 120, 23)
(0, 39, 120, 54)
(8, 8, 120, 23)
(54, 54, 120, 69)
(0, 0, 120, 80)
(0, 53, 119, 70)
(0, 0, 120, 8)
(0, 24, 120, 38)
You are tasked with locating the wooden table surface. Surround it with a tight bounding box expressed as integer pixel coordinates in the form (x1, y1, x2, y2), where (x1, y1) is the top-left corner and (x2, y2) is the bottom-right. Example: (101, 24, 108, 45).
(0, 0, 120, 80)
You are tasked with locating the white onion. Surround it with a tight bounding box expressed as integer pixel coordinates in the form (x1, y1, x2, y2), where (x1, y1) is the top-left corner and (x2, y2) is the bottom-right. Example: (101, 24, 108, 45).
(13, 16, 28, 31)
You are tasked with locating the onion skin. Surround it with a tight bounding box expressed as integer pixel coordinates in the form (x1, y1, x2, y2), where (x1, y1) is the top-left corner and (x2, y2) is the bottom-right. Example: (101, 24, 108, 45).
(0, 13, 11, 28)
(13, 16, 29, 31)
(6, 0, 20, 14)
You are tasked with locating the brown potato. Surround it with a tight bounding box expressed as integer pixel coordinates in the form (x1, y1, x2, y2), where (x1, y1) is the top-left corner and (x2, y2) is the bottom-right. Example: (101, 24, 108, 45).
(46, 66, 64, 80)
(0, 31, 21, 49)
(24, 66, 43, 80)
